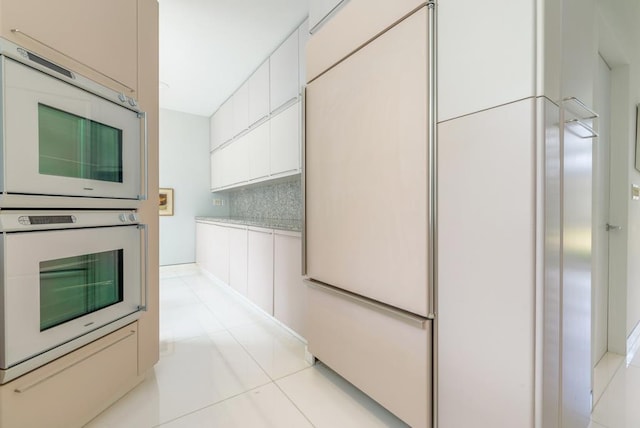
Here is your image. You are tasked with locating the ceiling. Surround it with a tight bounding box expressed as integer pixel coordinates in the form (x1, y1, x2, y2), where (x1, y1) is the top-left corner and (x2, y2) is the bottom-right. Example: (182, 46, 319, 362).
(159, 0, 309, 117)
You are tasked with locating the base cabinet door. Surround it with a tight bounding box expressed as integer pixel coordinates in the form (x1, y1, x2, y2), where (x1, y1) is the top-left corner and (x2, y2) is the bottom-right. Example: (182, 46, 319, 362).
(274, 231, 306, 337)
(0, 323, 140, 428)
(306, 283, 431, 428)
(211, 225, 230, 284)
(247, 228, 274, 314)
(0, 0, 138, 95)
(229, 226, 248, 296)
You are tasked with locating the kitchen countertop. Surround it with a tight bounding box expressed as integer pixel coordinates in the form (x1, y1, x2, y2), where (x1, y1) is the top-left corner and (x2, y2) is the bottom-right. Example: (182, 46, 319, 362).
(195, 217, 302, 232)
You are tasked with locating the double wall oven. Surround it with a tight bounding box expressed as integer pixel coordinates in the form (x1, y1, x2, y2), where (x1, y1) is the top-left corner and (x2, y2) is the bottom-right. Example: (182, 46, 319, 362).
(0, 38, 148, 383)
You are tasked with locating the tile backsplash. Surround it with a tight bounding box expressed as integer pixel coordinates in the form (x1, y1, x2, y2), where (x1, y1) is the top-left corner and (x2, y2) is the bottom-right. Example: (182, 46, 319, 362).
(228, 176, 301, 220)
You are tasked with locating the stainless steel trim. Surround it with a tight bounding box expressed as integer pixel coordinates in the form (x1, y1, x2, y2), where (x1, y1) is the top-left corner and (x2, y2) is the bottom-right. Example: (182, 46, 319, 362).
(428, 3, 438, 428)
(562, 96, 599, 120)
(139, 111, 149, 200)
(301, 87, 307, 276)
(10, 28, 135, 94)
(305, 279, 428, 329)
(606, 223, 622, 231)
(565, 118, 599, 139)
(309, 0, 347, 34)
(13, 329, 136, 393)
(138, 224, 149, 311)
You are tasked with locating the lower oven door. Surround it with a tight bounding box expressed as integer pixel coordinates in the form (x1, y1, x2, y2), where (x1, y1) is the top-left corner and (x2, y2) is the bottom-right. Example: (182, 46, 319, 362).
(0, 224, 142, 370)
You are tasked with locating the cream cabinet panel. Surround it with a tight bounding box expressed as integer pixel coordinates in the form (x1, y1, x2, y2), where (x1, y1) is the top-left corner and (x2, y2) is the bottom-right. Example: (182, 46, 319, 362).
(0, 324, 140, 428)
(248, 228, 274, 315)
(306, 8, 429, 316)
(0, 0, 138, 95)
(307, 283, 431, 428)
(248, 60, 270, 126)
(248, 121, 271, 181)
(270, 101, 300, 176)
(438, 100, 536, 428)
(274, 232, 306, 338)
(270, 30, 299, 112)
(232, 81, 249, 137)
(306, 0, 425, 82)
(229, 226, 249, 297)
(210, 224, 230, 284)
(437, 0, 536, 121)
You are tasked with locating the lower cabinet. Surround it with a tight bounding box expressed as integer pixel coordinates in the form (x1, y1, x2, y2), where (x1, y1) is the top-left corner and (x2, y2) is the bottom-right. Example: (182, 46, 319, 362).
(228, 226, 248, 296)
(0, 323, 141, 428)
(274, 231, 306, 337)
(247, 227, 275, 315)
(196, 221, 305, 338)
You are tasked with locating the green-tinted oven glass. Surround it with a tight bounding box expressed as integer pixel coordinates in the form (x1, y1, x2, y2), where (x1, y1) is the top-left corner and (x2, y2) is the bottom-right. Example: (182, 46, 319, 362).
(40, 249, 124, 331)
(38, 103, 123, 183)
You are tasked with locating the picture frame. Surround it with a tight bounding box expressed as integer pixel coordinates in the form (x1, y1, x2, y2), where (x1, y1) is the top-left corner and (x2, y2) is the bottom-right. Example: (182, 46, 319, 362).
(159, 188, 174, 216)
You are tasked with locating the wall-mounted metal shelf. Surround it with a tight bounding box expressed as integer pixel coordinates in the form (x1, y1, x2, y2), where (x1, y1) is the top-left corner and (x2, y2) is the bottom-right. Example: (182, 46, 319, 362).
(562, 97, 599, 139)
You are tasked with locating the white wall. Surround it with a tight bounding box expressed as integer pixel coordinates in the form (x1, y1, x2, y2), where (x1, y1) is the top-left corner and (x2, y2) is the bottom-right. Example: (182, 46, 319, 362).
(159, 108, 224, 266)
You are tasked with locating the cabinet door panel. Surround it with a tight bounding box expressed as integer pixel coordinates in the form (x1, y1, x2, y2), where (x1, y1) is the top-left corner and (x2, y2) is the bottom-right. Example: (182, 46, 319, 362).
(270, 101, 300, 176)
(274, 233, 305, 337)
(211, 225, 230, 284)
(233, 81, 249, 137)
(218, 100, 234, 144)
(306, 8, 429, 316)
(210, 112, 222, 150)
(270, 31, 299, 112)
(0, 0, 138, 94)
(247, 229, 274, 315)
(229, 227, 248, 296)
(249, 61, 270, 126)
(248, 121, 271, 181)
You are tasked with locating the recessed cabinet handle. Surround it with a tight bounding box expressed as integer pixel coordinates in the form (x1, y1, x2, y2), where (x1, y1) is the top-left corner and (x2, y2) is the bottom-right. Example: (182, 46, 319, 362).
(10, 28, 135, 94)
(606, 223, 622, 231)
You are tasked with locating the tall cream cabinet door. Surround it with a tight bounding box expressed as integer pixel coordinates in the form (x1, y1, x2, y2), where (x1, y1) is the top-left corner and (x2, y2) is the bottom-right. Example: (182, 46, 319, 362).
(0, 0, 138, 95)
(305, 7, 429, 317)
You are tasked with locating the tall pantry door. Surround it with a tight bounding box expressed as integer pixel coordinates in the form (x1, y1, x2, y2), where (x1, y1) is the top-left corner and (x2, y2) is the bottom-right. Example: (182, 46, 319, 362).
(305, 7, 429, 317)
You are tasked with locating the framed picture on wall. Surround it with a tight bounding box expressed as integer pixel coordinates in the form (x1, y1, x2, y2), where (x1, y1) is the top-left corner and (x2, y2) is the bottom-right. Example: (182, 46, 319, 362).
(159, 188, 174, 216)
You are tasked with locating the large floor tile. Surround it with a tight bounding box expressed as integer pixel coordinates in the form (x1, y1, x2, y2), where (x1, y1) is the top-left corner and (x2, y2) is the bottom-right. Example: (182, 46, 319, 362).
(87, 333, 271, 427)
(160, 302, 226, 343)
(588, 420, 609, 428)
(277, 363, 409, 428)
(591, 364, 640, 428)
(159, 277, 200, 310)
(228, 320, 310, 380)
(158, 383, 313, 428)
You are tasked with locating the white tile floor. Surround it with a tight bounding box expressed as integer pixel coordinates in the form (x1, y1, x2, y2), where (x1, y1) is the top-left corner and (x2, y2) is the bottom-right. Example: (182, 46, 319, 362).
(84, 263, 640, 428)
(84, 264, 408, 428)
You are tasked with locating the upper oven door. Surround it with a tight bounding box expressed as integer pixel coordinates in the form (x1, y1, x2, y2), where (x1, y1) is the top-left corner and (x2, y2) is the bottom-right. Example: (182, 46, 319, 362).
(0, 224, 142, 369)
(2, 57, 143, 200)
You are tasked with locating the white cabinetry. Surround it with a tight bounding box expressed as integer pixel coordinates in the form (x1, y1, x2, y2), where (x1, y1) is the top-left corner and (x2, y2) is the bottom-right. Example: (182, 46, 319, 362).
(248, 121, 271, 180)
(270, 30, 299, 112)
(228, 226, 248, 297)
(232, 81, 249, 137)
(203, 223, 229, 284)
(274, 231, 306, 337)
(248, 60, 270, 126)
(247, 228, 274, 315)
(211, 100, 233, 150)
(270, 101, 301, 176)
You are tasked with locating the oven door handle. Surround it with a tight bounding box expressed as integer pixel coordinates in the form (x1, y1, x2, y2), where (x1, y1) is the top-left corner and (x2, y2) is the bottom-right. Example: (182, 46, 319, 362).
(138, 111, 149, 201)
(138, 223, 149, 311)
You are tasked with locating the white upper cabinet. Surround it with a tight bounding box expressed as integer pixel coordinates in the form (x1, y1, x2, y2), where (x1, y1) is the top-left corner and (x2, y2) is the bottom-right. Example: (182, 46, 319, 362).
(217, 100, 234, 146)
(248, 60, 270, 126)
(309, 0, 345, 34)
(298, 19, 309, 92)
(232, 81, 249, 137)
(248, 121, 271, 181)
(270, 101, 300, 176)
(270, 30, 299, 112)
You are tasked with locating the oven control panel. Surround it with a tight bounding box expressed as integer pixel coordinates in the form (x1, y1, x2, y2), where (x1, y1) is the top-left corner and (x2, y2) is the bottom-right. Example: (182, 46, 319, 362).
(0, 210, 140, 231)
